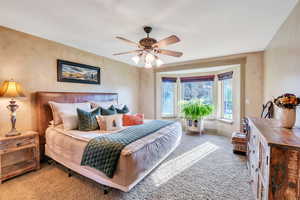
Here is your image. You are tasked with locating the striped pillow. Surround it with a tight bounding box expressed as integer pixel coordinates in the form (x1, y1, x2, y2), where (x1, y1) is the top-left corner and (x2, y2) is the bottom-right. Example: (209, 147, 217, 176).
(123, 114, 144, 126)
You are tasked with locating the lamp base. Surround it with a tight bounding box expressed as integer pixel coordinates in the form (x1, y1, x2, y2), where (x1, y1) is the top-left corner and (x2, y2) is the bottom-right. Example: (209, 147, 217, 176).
(5, 129, 21, 137)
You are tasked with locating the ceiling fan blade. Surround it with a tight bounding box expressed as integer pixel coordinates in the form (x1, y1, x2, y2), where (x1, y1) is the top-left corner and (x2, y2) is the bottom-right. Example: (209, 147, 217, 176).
(152, 35, 180, 48)
(113, 50, 142, 56)
(158, 49, 183, 57)
(116, 36, 139, 47)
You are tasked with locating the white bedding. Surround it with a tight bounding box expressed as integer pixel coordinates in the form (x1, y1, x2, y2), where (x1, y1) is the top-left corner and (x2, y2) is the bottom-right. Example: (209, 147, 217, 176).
(45, 120, 182, 191)
(49, 119, 153, 142)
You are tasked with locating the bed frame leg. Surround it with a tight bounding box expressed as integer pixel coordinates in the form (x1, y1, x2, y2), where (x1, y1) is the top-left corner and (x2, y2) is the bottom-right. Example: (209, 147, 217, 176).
(103, 186, 111, 195)
(67, 169, 73, 177)
(104, 189, 109, 195)
(47, 158, 56, 166)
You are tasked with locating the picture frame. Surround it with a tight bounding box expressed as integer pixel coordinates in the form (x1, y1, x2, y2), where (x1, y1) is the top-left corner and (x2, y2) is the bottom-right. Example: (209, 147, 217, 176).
(57, 59, 101, 85)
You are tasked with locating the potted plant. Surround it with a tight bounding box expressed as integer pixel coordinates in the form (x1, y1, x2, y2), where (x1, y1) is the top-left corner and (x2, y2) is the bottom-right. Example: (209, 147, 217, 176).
(179, 99, 214, 134)
(274, 93, 300, 129)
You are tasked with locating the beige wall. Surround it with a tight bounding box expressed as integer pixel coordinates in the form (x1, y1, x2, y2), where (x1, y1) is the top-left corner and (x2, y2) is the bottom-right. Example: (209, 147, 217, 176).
(0, 25, 266, 137)
(139, 52, 264, 136)
(0, 26, 140, 136)
(139, 68, 156, 118)
(264, 2, 300, 127)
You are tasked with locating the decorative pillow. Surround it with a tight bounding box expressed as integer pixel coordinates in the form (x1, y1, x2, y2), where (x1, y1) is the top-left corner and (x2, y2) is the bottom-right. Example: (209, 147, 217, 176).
(48, 101, 91, 125)
(90, 101, 117, 109)
(77, 107, 101, 131)
(100, 105, 117, 115)
(115, 105, 130, 114)
(60, 112, 80, 131)
(96, 114, 123, 131)
(123, 114, 144, 126)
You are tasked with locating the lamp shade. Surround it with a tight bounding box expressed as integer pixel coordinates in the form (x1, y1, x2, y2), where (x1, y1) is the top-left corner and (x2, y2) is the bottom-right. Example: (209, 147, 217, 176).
(0, 80, 25, 98)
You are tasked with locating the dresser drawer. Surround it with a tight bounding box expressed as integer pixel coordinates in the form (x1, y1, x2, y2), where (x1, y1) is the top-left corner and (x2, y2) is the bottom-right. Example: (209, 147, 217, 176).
(0, 136, 35, 150)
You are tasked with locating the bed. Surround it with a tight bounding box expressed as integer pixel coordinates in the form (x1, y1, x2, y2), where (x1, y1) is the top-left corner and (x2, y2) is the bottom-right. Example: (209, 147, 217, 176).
(36, 92, 182, 192)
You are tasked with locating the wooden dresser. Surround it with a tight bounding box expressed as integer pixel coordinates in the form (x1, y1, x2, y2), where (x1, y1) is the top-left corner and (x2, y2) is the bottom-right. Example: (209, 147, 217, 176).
(247, 118, 300, 200)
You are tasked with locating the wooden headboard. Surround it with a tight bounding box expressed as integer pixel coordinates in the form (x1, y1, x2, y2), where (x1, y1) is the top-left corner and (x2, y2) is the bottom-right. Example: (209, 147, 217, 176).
(36, 91, 118, 155)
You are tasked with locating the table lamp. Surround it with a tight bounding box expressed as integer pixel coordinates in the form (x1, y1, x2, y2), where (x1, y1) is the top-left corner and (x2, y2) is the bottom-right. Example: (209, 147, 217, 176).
(0, 80, 25, 136)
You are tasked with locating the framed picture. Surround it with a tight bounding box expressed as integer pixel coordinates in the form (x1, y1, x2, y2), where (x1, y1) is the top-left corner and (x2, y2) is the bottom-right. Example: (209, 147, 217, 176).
(57, 59, 101, 84)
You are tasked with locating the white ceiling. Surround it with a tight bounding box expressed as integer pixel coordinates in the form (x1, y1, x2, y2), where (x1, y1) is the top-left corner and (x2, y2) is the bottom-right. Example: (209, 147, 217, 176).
(0, 0, 298, 67)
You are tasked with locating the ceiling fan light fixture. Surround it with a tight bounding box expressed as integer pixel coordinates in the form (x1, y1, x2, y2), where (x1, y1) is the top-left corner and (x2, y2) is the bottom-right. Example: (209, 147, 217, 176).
(132, 55, 140, 64)
(156, 58, 164, 67)
(145, 53, 155, 63)
(145, 62, 152, 69)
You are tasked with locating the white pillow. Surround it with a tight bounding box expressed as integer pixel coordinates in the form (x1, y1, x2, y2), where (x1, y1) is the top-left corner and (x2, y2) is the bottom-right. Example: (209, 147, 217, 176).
(48, 101, 91, 126)
(96, 114, 123, 131)
(90, 101, 117, 109)
(60, 112, 79, 131)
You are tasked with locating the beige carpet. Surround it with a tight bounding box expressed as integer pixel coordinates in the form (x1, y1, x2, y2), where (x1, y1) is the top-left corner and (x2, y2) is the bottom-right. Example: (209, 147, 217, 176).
(0, 133, 254, 200)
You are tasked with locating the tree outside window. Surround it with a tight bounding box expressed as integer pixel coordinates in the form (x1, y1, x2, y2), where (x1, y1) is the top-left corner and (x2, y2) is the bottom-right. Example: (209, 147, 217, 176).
(181, 81, 214, 105)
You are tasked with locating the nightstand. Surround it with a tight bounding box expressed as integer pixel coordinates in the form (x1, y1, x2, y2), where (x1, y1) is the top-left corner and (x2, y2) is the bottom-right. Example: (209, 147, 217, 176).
(0, 131, 40, 183)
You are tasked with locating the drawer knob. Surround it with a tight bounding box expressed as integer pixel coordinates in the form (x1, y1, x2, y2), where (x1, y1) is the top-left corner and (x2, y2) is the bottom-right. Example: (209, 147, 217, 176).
(16, 142, 21, 147)
(255, 168, 259, 172)
(252, 150, 255, 154)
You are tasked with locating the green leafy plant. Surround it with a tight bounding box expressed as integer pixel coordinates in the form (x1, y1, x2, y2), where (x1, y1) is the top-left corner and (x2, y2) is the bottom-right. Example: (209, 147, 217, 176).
(179, 99, 214, 121)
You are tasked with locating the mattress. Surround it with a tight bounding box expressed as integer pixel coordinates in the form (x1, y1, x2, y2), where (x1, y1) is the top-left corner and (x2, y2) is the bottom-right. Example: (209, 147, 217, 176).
(45, 121, 182, 191)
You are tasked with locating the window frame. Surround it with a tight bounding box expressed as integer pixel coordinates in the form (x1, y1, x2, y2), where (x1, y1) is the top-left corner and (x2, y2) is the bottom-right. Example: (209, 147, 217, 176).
(160, 76, 216, 119)
(180, 80, 216, 119)
(181, 81, 214, 103)
(159, 73, 235, 121)
(160, 79, 178, 118)
(220, 78, 233, 121)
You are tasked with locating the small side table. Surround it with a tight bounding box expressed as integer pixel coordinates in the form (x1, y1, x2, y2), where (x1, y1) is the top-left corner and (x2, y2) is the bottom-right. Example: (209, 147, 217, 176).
(0, 131, 40, 183)
(231, 131, 247, 155)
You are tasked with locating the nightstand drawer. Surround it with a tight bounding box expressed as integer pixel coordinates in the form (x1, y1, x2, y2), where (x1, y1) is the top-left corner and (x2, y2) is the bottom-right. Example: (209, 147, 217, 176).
(0, 131, 40, 183)
(0, 136, 35, 150)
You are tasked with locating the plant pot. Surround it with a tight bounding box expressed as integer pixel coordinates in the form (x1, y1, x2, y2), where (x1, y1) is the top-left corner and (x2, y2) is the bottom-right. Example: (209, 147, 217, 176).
(186, 119, 204, 134)
(277, 108, 296, 129)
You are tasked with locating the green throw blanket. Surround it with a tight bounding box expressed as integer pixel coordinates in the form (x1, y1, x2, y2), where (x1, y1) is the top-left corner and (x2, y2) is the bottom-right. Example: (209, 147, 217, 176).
(81, 120, 175, 178)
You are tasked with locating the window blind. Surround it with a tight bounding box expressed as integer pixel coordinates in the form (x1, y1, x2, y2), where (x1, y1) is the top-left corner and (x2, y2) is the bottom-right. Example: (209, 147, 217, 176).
(180, 75, 215, 83)
(161, 77, 177, 83)
(217, 71, 233, 81)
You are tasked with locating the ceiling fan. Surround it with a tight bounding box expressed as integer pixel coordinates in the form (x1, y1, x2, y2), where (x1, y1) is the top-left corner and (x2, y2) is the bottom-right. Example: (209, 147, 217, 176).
(113, 26, 183, 68)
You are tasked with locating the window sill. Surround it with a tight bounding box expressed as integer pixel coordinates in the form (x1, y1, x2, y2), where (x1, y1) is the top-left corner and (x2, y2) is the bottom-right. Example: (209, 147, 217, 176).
(161, 116, 177, 119)
(161, 116, 217, 120)
(218, 118, 234, 124)
(205, 117, 217, 121)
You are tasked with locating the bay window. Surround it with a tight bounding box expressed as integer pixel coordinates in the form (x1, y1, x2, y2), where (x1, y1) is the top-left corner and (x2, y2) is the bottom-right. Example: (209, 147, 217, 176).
(180, 76, 215, 105)
(161, 76, 215, 118)
(161, 77, 177, 117)
(160, 70, 234, 122)
(218, 72, 233, 120)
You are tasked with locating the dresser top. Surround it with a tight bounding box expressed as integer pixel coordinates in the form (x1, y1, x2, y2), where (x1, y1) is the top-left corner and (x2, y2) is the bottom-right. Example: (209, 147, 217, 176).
(249, 118, 300, 148)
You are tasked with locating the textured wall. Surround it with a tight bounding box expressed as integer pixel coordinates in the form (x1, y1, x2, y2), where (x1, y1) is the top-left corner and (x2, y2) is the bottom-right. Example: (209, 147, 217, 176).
(139, 68, 156, 118)
(264, 3, 300, 127)
(0, 26, 140, 136)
